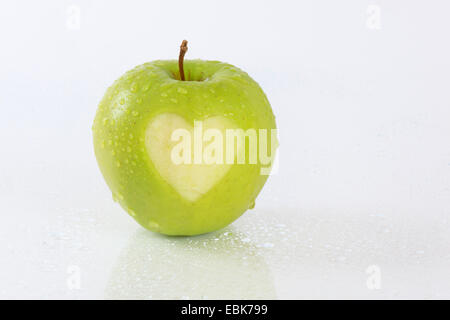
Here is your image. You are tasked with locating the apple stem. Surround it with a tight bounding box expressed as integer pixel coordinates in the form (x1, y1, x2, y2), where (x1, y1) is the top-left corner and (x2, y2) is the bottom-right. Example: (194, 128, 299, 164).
(179, 40, 188, 81)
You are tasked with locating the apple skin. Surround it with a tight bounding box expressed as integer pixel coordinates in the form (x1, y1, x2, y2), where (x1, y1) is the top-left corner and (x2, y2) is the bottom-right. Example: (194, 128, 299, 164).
(92, 60, 277, 235)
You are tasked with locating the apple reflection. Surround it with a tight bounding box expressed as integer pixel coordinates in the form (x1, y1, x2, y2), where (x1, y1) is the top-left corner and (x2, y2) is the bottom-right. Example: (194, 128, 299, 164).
(105, 227, 276, 299)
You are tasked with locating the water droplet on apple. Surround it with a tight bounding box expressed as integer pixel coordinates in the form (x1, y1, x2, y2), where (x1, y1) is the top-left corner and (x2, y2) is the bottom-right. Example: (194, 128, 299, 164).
(112, 192, 124, 202)
(170, 98, 178, 103)
(130, 85, 137, 92)
(127, 209, 136, 217)
(248, 201, 255, 209)
(148, 220, 160, 231)
(132, 111, 139, 116)
(116, 161, 121, 167)
(119, 98, 125, 105)
(161, 92, 168, 97)
(126, 146, 131, 153)
(177, 88, 187, 94)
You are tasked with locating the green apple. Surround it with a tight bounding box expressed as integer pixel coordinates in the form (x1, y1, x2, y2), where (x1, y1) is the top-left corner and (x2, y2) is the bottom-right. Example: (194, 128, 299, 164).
(93, 47, 277, 236)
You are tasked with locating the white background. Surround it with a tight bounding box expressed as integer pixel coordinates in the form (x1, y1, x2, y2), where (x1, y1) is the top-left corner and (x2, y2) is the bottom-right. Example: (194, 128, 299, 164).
(0, 0, 449, 299)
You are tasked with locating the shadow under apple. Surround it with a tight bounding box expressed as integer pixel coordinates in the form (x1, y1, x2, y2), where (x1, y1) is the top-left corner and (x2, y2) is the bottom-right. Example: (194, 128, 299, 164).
(105, 227, 276, 299)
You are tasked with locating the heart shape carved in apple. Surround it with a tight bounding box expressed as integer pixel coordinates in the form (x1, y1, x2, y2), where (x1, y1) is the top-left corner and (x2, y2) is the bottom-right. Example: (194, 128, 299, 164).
(145, 113, 238, 202)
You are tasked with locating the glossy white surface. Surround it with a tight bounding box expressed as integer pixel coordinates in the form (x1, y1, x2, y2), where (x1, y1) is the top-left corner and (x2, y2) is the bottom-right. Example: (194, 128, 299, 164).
(1, 1, 449, 299)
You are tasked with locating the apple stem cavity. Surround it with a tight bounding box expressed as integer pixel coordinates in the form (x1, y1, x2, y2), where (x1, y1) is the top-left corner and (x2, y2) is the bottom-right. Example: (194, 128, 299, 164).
(178, 40, 188, 81)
